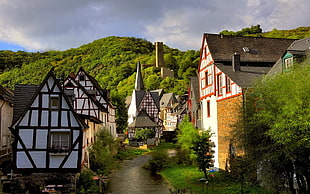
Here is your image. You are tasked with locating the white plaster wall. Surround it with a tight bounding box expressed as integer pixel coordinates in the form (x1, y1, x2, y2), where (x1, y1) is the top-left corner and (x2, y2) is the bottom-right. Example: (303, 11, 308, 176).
(17, 152, 32, 168)
(201, 95, 219, 169)
(61, 111, 68, 126)
(49, 155, 65, 168)
(127, 91, 137, 125)
(30, 151, 46, 168)
(41, 111, 48, 126)
(18, 129, 33, 149)
(36, 130, 48, 149)
(63, 151, 78, 168)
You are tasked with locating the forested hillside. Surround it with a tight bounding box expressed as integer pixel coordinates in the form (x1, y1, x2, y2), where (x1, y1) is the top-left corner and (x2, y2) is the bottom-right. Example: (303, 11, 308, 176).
(0, 36, 200, 99)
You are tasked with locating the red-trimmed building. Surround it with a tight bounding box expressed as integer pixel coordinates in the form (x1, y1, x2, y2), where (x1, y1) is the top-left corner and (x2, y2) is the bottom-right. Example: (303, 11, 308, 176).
(198, 34, 294, 170)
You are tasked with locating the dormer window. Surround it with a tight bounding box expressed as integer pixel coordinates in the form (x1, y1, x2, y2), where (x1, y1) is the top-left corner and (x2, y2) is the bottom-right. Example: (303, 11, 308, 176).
(50, 95, 59, 110)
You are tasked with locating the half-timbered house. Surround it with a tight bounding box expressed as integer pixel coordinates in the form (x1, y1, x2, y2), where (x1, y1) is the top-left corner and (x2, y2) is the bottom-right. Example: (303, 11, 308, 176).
(68, 68, 117, 138)
(198, 34, 295, 170)
(0, 86, 14, 160)
(10, 70, 88, 173)
(127, 62, 162, 139)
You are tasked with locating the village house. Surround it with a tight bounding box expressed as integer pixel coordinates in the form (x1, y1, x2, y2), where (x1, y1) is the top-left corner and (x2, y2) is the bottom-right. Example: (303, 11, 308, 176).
(9, 70, 88, 191)
(0, 86, 13, 160)
(197, 34, 295, 170)
(8, 68, 117, 192)
(127, 62, 162, 143)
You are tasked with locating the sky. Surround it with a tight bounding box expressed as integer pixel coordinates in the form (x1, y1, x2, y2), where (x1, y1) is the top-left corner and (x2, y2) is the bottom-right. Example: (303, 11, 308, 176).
(0, 0, 309, 52)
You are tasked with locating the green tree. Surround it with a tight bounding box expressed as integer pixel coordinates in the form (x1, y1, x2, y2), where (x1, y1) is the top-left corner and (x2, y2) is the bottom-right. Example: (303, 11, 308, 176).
(239, 58, 310, 193)
(177, 115, 198, 154)
(135, 128, 156, 142)
(89, 129, 119, 175)
(192, 131, 214, 179)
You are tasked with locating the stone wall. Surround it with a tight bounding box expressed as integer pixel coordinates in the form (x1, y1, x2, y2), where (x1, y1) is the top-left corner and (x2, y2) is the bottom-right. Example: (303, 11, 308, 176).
(217, 94, 243, 170)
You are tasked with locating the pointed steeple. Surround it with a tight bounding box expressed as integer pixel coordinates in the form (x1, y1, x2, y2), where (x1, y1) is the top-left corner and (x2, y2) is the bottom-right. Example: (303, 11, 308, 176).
(135, 61, 144, 91)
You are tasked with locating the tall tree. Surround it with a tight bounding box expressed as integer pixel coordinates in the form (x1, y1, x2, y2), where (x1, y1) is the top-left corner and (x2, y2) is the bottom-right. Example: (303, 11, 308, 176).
(239, 58, 310, 193)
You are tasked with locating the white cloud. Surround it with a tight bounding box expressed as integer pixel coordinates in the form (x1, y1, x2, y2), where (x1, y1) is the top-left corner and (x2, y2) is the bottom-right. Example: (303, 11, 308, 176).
(0, 0, 308, 51)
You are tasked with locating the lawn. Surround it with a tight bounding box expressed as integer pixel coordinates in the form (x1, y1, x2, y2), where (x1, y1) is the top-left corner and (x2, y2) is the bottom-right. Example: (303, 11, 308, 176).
(160, 165, 272, 194)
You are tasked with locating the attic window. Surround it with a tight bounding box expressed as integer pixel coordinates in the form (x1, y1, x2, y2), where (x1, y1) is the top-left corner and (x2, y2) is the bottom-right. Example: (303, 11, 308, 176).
(50, 96, 60, 110)
(79, 75, 85, 81)
(242, 47, 250, 53)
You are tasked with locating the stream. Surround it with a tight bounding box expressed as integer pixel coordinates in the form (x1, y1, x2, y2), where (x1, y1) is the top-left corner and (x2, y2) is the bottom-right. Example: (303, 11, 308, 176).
(106, 154, 172, 194)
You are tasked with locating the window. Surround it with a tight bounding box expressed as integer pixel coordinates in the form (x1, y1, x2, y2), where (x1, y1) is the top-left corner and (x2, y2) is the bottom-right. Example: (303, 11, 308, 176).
(50, 96, 59, 110)
(79, 75, 85, 81)
(284, 57, 293, 69)
(217, 74, 223, 96)
(226, 76, 231, 93)
(50, 132, 70, 153)
(207, 101, 210, 117)
(205, 71, 208, 87)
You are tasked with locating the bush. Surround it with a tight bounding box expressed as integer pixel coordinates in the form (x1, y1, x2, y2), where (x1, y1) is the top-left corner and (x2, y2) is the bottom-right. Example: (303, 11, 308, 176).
(77, 169, 100, 194)
(145, 151, 170, 173)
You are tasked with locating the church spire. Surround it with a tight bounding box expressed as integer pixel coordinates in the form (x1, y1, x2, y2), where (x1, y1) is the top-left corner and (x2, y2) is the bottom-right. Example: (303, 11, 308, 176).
(135, 61, 144, 91)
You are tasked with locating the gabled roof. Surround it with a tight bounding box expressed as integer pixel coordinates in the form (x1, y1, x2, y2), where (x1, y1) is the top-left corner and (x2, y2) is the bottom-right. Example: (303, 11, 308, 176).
(75, 68, 109, 99)
(12, 70, 88, 129)
(0, 85, 14, 104)
(216, 64, 271, 88)
(160, 93, 177, 108)
(133, 90, 160, 110)
(128, 109, 158, 128)
(203, 34, 295, 63)
(63, 76, 108, 113)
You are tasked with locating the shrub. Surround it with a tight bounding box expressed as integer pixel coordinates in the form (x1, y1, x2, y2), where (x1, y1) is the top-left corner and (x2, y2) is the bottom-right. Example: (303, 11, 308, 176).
(146, 151, 170, 173)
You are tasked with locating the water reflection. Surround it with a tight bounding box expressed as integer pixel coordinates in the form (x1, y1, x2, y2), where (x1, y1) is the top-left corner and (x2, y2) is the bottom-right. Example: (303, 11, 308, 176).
(106, 154, 171, 194)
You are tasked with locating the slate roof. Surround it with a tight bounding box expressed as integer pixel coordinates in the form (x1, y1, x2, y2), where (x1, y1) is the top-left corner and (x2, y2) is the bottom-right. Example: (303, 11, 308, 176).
(287, 37, 310, 53)
(203, 34, 295, 63)
(0, 85, 14, 104)
(190, 77, 199, 102)
(13, 85, 39, 124)
(135, 61, 144, 91)
(216, 64, 271, 88)
(160, 93, 176, 108)
(128, 109, 158, 128)
(268, 37, 310, 75)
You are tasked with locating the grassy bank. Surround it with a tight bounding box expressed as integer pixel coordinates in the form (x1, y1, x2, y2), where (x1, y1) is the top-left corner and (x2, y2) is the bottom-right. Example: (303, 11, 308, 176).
(160, 165, 272, 194)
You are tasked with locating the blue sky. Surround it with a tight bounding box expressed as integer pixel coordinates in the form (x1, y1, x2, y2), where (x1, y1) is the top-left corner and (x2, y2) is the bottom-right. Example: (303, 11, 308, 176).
(0, 0, 309, 52)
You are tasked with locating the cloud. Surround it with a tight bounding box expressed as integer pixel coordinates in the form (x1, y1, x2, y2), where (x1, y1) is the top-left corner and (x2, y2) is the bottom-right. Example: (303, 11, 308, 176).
(0, 0, 308, 51)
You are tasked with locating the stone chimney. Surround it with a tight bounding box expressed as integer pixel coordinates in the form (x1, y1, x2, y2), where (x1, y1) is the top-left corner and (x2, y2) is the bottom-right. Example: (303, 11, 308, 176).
(232, 53, 241, 72)
(155, 42, 164, 67)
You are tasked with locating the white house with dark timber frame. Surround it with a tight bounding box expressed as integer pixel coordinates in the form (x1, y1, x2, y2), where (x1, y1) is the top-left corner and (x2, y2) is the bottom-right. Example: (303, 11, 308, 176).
(10, 70, 88, 174)
(68, 68, 117, 138)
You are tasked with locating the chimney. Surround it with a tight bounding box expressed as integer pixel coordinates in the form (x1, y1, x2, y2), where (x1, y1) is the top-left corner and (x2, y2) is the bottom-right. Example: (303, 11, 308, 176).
(155, 42, 164, 67)
(232, 53, 240, 72)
